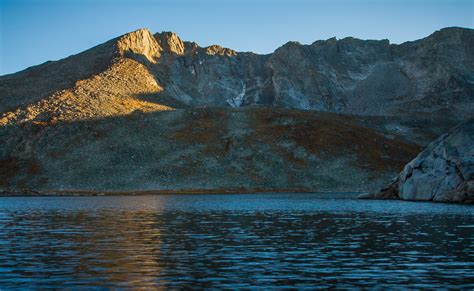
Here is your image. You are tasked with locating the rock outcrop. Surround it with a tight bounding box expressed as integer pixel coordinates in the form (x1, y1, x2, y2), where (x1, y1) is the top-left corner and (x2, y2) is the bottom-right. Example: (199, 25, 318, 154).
(116, 28, 162, 62)
(154, 31, 186, 55)
(366, 119, 474, 203)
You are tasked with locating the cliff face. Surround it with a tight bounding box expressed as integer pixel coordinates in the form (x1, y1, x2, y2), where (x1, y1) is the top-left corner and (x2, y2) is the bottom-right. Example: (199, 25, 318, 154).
(0, 27, 472, 194)
(153, 27, 473, 118)
(371, 119, 473, 203)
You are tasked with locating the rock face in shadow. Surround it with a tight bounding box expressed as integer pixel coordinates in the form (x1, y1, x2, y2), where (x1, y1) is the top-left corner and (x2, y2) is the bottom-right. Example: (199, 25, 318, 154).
(152, 27, 474, 118)
(371, 119, 473, 203)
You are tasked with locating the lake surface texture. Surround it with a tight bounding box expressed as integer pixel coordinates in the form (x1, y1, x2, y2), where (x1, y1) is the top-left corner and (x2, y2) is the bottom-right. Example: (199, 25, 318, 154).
(0, 193, 473, 288)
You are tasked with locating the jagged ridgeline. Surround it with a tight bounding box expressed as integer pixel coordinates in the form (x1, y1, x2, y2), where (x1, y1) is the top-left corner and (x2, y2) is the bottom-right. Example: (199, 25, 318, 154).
(0, 27, 472, 193)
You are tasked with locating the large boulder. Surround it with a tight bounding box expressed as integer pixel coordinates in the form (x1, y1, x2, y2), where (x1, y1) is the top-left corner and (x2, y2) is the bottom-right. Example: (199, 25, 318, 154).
(367, 119, 474, 203)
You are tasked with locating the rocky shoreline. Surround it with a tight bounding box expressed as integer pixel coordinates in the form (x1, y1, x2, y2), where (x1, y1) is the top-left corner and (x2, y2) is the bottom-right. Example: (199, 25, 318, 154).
(0, 187, 363, 197)
(361, 119, 474, 204)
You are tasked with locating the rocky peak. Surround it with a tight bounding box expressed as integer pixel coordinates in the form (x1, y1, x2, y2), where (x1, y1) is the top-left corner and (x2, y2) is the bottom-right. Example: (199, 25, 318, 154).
(184, 41, 199, 54)
(431, 26, 472, 39)
(278, 41, 303, 50)
(311, 37, 337, 46)
(115, 28, 162, 63)
(203, 45, 237, 56)
(154, 31, 185, 55)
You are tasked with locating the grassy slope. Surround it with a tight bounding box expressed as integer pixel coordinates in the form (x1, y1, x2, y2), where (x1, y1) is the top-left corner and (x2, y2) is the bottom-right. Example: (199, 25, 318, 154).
(0, 107, 421, 193)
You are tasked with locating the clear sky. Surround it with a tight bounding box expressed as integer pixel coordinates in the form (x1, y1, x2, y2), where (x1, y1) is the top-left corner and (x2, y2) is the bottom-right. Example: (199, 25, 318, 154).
(0, 0, 472, 75)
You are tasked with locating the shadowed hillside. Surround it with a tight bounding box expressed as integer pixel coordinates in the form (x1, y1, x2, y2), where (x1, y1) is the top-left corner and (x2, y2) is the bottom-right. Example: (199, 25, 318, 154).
(0, 108, 421, 192)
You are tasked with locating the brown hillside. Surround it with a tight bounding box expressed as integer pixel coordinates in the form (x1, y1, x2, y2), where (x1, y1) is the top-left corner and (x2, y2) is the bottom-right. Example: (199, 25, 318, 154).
(0, 108, 420, 192)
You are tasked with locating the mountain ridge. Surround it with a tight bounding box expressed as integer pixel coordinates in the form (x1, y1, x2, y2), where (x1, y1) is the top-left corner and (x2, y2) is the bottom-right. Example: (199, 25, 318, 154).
(2, 26, 469, 78)
(4, 26, 472, 124)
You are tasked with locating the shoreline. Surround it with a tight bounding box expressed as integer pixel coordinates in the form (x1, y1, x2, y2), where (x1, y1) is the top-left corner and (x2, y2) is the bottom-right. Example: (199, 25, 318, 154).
(0, 188, 367, 197)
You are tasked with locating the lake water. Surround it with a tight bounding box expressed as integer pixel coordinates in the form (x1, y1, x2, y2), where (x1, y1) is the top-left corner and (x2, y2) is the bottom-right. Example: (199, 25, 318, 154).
(0, 193, 473, 289)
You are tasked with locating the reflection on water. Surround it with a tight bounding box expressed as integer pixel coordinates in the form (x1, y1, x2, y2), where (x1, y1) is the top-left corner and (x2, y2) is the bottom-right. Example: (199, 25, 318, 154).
(0, 193, 473, 288)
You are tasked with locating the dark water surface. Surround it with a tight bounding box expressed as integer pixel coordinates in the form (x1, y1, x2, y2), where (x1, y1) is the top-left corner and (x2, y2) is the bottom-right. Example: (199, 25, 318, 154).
(0, 193, 473, 289)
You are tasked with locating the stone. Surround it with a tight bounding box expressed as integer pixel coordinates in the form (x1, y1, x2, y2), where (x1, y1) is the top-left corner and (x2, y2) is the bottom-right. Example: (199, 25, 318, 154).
(373, 119, 474, 203)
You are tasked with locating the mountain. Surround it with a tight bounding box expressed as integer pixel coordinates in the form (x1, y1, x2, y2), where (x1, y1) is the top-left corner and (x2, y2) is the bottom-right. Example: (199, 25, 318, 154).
(2, 27, 473, 124)
(0, 27, 472, 194)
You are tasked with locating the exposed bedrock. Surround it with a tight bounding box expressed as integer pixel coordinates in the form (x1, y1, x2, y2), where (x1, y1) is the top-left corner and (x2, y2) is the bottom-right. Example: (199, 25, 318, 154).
(365, 119, 473, 203)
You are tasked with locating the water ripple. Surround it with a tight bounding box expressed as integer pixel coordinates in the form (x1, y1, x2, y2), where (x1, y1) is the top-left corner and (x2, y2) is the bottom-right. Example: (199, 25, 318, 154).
(0, 193, 472, 288)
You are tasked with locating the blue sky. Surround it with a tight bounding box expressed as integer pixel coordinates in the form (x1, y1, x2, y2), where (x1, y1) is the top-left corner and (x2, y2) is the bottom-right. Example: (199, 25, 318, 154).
(0, 0, 472, 75)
